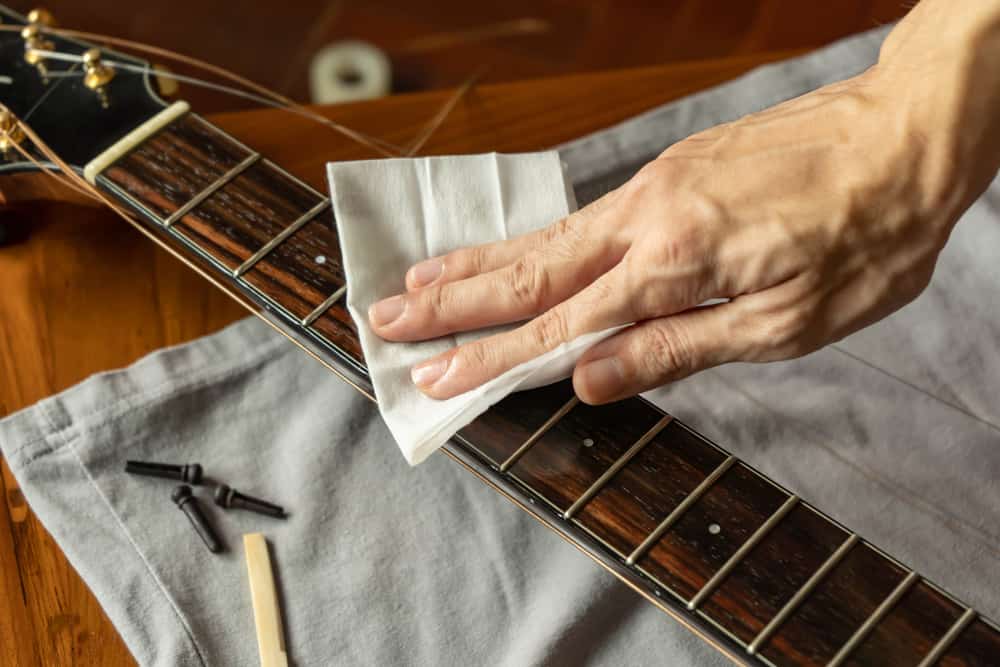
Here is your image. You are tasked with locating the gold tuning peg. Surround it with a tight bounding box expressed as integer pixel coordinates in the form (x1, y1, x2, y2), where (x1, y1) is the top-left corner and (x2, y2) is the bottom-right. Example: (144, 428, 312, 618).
(26, 8, 56, 27)
(82, 48, 115, 108)
(83, 48, 115, 89)
(22, 8, 56, 74)
(0, 111, 25, 152)
(21, 23, 54, 71)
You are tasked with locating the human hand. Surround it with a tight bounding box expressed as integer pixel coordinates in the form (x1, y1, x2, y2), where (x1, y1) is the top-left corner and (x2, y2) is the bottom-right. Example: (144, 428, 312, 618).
(368, 6, 1000, 404)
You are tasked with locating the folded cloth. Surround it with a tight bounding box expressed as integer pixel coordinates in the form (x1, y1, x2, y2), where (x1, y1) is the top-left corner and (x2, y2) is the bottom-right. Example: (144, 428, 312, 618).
(329, 153, 622, 465)
(11, 25, 1000, 667)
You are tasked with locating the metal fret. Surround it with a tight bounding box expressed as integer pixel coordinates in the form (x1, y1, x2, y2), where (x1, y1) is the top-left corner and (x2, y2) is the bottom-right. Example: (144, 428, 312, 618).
(916, 607, 977, 667)
(562, 415, 673, 521)
(626, 455, 736, 567)
(747, 533, 860, 656)
(91, 102, 1000, 667)
(163, 152, 260, 227)
(827, 570, 920, 667)
(234, 199, 331, 277)
(499, 396, 580, 473)
(301, 285, 347, 327)
(687, 494, 800, 611)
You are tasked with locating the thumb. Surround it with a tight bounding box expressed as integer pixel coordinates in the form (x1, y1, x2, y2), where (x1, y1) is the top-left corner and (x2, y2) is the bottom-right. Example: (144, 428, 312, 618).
(572, 303, 743, 404)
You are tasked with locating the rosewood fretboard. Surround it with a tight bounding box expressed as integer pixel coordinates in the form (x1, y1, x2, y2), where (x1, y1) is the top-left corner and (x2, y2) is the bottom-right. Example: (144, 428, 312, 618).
(92, 109, 1000, 667)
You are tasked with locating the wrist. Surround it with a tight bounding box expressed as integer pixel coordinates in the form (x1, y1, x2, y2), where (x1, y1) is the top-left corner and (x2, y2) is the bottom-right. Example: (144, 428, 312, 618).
(877, 1, 1000, 232)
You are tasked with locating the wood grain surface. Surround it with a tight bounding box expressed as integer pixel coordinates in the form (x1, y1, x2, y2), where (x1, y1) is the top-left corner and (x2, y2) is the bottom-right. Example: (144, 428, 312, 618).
(0, 51, 786, 667)
(0, 4, 944, 666)
(89, 88, 1000, 664)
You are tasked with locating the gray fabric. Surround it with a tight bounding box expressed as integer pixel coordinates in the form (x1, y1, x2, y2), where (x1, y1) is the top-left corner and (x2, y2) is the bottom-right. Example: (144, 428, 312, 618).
(5, 24, 998, 667)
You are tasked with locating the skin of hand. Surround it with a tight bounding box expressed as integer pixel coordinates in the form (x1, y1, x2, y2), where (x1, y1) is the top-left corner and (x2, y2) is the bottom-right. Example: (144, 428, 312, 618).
(368, 0, 1000, 405)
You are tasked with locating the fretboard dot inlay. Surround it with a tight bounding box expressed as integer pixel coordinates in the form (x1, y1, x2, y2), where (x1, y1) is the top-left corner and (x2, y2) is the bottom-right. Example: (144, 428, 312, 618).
(91, 109, 1000, 667)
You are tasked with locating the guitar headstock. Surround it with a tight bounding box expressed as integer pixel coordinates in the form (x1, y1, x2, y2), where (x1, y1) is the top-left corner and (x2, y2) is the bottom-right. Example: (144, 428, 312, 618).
(0, 5, 167, 174)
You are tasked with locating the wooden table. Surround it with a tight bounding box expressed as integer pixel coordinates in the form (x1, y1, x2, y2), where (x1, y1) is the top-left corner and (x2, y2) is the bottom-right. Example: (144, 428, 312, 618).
(0, 50, 819, 665)
(4, 0, 905, 106)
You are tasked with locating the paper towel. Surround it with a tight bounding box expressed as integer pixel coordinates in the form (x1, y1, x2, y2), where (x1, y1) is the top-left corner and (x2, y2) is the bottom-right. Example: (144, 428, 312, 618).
(329, 152, 623, 464)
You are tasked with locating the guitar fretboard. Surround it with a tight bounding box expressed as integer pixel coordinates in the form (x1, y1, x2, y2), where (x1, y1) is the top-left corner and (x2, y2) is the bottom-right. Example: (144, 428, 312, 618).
(93, 109, 999, 667)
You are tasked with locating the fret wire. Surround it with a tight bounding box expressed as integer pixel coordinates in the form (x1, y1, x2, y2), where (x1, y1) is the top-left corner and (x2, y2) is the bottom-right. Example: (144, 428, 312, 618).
(687, 494, 800, 611)
(301, 284, 347, 327)
(97, 176, 353, 368)
(826, 570, 921, 667)
(234, 199, 331, 277)
(190, 116, 326, 201)
(747, 533, 860, 656)
(915, 607, 977, 667)
(93, 109, 1000, 660)
(499, 396, 580, 472)
(163, 152, 260, 227)
(562, 415, 673, 521)
(626, 455, 736, 567)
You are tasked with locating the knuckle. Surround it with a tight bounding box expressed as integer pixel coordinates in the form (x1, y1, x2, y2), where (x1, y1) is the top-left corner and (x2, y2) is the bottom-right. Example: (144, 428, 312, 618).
(659, 225, 703, 265)
(460, 340, 492, 369)
(507, 258, 549, 312)
(423, 285, 454, 321)
(540, 216, 579, 245)
(636, 157, 678, 186)
(645, 322, 695, 378)
(893, 262, 934, 303)
(530, 310, 571, 350)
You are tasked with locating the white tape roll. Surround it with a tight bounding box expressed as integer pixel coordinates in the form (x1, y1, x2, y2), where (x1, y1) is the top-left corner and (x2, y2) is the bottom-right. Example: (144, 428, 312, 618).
(309, 41, 391, 105)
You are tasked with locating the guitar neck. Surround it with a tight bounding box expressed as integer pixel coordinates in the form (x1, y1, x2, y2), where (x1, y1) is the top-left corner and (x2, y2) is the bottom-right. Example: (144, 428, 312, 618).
(88, 103, 999, 667)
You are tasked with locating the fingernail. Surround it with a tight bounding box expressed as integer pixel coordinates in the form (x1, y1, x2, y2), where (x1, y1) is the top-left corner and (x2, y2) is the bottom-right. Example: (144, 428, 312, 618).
(411, 356, 451, 387)
(577, 357, 625, 399)
(369, 295, 405, 327)
(407, 259, 443, 288)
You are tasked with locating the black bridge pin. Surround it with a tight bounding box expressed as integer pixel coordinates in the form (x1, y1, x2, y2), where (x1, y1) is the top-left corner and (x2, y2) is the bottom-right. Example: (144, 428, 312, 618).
(214, 484, 287, 519)
(125, 460, 203, 484)
(172, 485, 224, 553)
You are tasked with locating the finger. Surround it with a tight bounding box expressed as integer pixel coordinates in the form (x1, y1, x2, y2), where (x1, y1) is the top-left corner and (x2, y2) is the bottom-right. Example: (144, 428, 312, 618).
(371, 236, 624, 342)
(405, 187, 625, 290)
(405, 221, 569, 291)
(411, 266, 636, 399)
(572, 302, 746, 404)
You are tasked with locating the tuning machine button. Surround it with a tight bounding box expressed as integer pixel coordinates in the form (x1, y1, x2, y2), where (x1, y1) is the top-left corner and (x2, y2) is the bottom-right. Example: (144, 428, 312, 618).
(0, 111, 25, 153)
(82, 48, 115, 108)
(27, 8, 56, 27)
(21, 23, 54, 80)
(22, 9, 56, 76)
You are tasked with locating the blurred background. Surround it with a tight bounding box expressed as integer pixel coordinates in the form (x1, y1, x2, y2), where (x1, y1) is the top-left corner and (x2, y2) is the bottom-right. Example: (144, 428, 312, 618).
(6, 1, 909, 111)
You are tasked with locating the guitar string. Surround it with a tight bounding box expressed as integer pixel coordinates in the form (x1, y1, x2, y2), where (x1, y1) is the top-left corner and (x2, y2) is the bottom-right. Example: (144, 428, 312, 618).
(3, 106, 146, 221)
(29, 50, 479, 163)
(0, 40, 478, 227)
(31, 52, 399, 159)
(9, 25, 995, 667)
(405, 67, 485, 155)
(24, 22, 527, 153)
(7, 136, 104, 202)
(19, 62, 78, 124)
(0, 24, 403, 157)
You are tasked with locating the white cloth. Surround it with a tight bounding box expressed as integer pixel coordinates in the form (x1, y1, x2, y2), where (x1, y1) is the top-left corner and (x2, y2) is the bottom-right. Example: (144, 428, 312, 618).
(329, 152, 622, 464)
